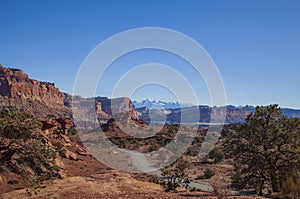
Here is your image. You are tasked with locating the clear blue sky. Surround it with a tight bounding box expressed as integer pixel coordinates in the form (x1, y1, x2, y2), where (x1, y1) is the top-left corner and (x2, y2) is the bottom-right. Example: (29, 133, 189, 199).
(1, 0, 300, 108)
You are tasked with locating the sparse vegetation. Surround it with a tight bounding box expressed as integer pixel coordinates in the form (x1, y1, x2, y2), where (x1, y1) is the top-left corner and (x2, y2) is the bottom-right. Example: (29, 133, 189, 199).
(208, 148, 224, 163)
(210, 176, 230, 199)
(0, 108, 60, 195)
(53, 142, 66, 157)
(68, 127, 77, 135)
(161, 157, 190, 192)
(202, 168, 215, 179)
(106, 123, 179, 152)
(148, 175, 161, 184)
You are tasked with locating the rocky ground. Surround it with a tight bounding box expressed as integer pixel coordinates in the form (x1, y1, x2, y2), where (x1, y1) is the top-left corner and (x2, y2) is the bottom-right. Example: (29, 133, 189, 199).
(1, 171, 267, 199)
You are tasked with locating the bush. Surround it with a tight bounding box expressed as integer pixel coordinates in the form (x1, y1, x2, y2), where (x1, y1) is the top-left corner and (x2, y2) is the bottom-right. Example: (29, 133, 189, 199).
(202, 168, 215, 179)
(53, 142, 66, 157)
(148, 175, 161, 184)
(186, 147, 199, 156)
(161, 158, 190, 192)
(208, 148, 224, 163)
(68, 128, 77, 135)
(148, 143, 160, 152)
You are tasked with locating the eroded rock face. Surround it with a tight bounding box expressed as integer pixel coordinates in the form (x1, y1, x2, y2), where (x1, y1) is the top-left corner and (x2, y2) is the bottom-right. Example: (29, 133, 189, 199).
(0, 65, 71, 118)
(72, 96, 139, 127)
(0, 113, 80, 192)
(0, 66, 64, 105)
(95, 97, 139, 120)
(0, 65, 141, 125)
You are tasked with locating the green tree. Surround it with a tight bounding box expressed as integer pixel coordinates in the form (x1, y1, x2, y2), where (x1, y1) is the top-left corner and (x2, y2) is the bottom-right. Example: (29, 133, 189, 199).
(224, 105, 300, 195)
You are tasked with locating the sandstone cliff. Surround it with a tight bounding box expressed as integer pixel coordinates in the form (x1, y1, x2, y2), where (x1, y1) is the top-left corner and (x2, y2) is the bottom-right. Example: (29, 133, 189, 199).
(0, 65, 71, 118)
(0, 65, 140, 125)
(0, 65, 63, 105)
(72, 96, 139, 127)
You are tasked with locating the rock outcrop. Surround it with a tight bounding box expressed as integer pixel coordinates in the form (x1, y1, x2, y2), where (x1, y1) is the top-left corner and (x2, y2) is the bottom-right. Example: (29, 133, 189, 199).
(0, 65, 71, 118)
(0, 65, 63, 105)
(0, 108, 91, 193)
(0, 65, 141, 125)
(72, 96, 139, 127)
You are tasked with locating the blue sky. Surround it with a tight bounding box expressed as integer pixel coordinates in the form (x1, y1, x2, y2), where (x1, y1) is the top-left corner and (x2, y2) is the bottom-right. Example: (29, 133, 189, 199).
(1, 0, 300, 108)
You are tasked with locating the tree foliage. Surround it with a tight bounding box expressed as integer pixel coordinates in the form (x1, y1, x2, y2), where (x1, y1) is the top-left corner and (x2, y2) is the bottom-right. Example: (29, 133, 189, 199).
(224, 104, 300, 195)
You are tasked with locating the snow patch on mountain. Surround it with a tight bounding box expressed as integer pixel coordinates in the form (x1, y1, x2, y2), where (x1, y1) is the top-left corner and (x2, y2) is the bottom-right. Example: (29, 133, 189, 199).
(132, 99, 193, 109)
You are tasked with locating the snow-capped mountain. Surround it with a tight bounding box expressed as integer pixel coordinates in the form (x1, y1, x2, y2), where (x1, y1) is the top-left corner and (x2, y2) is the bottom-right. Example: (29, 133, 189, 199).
(132, 99, 193, 109)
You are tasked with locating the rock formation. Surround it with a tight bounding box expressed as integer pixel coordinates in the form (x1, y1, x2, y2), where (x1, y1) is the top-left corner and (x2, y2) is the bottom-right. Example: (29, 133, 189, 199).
(0, 65, 70, 118)
(72, 96, 139, 127)
(0, 108, 95, 193)
(0, 65, 63, 105)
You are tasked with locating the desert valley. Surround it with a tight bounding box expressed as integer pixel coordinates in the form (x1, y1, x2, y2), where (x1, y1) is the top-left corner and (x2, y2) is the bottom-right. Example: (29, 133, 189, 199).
(0, 65, 299, 199)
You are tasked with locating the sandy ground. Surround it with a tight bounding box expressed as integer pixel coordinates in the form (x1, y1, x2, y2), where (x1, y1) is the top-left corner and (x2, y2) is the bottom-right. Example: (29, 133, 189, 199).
(1, 170, 268, 199)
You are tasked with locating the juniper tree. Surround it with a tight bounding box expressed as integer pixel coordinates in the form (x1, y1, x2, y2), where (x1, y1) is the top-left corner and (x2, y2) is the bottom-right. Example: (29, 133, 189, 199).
(224, 105, 300, 195)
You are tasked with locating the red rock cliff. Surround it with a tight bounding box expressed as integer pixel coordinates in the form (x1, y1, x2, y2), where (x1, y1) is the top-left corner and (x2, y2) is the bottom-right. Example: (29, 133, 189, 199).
(0, 65, 64, 105)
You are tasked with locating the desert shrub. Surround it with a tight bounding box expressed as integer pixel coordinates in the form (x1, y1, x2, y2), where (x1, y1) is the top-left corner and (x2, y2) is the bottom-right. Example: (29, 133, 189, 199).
(148, 175, 161, 184)
(211, 177, 230, 199)
(161, 158, 190, 192)
(185, 147, 199, 156)
(0, 108, 41, 140)
(202, 168, 215, 179)
(0, 162, 10, 173)
(208, 148, 224, 163)
(68, 127, 77, 135)
(148, 142, 160, 152)
(53, 142, 66, 157)
(192, 136, 203, 144)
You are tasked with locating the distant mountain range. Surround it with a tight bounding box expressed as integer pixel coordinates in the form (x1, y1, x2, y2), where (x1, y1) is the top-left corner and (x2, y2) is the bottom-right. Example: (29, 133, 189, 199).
(134, 100, 300, 124)
(132, 99, 193, 109)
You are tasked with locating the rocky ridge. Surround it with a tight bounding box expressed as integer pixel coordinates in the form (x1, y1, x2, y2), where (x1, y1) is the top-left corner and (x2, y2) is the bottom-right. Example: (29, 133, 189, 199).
(136, 105, 300, 124)
(0, 65, 138, 123)
(0, 65, 71, 118)
(0, 65, 63, 105)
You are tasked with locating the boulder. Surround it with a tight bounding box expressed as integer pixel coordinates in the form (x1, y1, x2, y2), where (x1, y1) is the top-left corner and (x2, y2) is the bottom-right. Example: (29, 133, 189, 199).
(64, 149, 78, 160)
